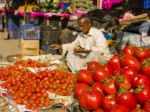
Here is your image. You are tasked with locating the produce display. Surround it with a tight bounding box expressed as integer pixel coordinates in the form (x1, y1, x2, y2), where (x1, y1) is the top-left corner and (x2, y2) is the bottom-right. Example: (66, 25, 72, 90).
(75, 46, 150, 112)
(18, 5, 38, 12)
(0, 59, 76, 111)
(13, 59, 53, 68)
(33, 0, 71, 13)
(75, 0, 96, 11)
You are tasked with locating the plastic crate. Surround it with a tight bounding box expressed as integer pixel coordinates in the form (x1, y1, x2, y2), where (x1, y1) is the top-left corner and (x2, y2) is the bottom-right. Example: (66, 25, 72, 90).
(144, 0, 150, 9)
(7, 18, 19, 31)
(8, 29, 21, 39)
(20, 24, 41, 40)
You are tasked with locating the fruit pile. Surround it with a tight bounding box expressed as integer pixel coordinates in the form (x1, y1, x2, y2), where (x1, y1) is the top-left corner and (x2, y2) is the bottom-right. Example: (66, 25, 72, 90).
(13, 59, 52, 68)
(75, 0, 96, 11)
(75, 46, 150, 112)
(18, 5, 38, 12)
(0, 59, 75, 111)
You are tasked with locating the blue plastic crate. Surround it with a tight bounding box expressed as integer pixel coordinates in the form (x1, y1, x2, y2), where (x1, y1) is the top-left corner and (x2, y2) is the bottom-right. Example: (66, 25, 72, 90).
(20, 24, 41, 40)
(7, 18, 19, 31)
(144, 0, 150, 9)
(8, 29, 21, 39)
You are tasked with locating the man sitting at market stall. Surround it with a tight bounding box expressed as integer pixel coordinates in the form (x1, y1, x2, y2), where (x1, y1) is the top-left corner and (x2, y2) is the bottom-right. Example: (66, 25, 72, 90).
(50, 15, 113, 72)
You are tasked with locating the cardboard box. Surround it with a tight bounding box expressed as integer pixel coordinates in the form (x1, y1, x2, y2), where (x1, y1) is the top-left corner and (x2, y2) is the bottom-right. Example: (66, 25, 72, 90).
(0, 39, 40, 61)
(0, 39, 21, 60)
(21, 39, 40, 56)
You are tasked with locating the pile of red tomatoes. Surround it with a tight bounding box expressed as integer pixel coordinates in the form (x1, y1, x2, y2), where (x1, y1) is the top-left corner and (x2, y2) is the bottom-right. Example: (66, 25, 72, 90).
(0, 59, 75, 110)
(75, 46, 150, 112)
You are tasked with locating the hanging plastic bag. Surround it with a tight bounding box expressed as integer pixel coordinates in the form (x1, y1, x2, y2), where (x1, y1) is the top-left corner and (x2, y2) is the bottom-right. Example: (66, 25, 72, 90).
(102, 0, 124, 10)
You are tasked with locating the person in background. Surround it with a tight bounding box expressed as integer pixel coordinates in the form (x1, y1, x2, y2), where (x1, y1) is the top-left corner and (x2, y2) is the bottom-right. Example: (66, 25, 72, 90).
(50, 15, 113, 72)
(59, 15, 80, 44)
(5, 0, 25, 39)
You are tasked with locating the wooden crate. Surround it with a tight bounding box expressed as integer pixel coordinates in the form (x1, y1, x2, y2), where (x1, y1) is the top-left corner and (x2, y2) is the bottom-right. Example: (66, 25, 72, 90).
(21, 39, 40, 56)
(0, 39, 21, 61)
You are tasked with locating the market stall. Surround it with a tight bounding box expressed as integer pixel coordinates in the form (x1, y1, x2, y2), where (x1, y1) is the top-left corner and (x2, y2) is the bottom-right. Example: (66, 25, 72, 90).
(0, 0, 150, 112)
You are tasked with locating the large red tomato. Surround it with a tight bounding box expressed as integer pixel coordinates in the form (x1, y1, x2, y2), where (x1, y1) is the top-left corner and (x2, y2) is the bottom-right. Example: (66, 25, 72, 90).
(111, 104, 130, 112)
(103, 79, 117, 95)
(142, 66, 150, 79)
(143, 100, 150, 112)
(135, 86, 150, 104)
(121, 54, 141, 72)
(113, 68, 121, 76)
(131, 107, 146, 112)
(87, 61, 101, 72)
(74, 83, 89, 98)
(120, 67, 138, 82)
(91, 82, 104, 95)
(115, 75, 132, 90)
(102, 95, 116, 111)
(141, 58, 150, 79)
(101, 64, 113, 76)
(92, 108, 104, 112)
(123, 45, 137, 55)
(93, 67, 111, 82)
(117, 91, 137, 109)
(109, 55, 121, 70)
(135, 48, 150, 61)
(78, 89, 104, 111)
(132, 74, 150, 87)
(77, 69, 94, 85)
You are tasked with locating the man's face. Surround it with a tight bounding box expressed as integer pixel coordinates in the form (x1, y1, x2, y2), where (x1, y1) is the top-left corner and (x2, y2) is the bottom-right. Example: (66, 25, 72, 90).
(78, 18, 91, 34)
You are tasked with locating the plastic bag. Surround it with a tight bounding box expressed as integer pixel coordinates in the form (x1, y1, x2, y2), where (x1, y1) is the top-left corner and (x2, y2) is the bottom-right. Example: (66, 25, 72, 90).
(102, 0, 124, 10)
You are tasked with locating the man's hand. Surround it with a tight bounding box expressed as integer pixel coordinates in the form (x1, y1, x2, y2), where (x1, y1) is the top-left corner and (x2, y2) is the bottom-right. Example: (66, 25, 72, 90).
(14, 10, 19, 15)
(74, 47, 91, 53)
(49, 44, 62, 50)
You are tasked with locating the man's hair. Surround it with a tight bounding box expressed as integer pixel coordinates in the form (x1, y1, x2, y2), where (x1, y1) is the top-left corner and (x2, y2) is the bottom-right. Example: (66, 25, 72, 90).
(78, 14, 91, 24)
